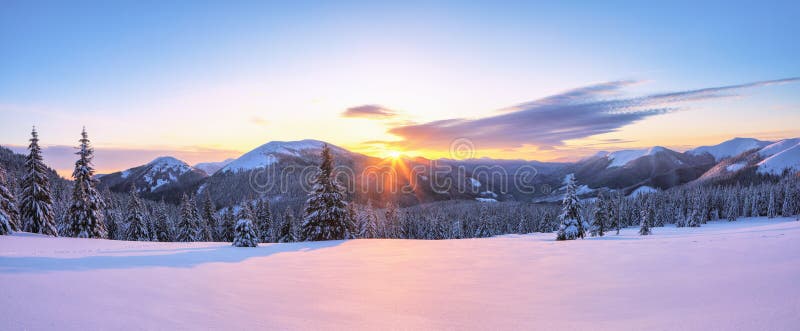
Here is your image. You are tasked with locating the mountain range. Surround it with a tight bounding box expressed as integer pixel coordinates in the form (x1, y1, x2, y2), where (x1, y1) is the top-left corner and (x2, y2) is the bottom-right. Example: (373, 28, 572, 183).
(90, 137, 800, 208)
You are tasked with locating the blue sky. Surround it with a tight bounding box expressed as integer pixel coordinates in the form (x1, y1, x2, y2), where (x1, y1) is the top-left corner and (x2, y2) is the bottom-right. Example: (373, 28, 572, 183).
(1, 0, 799, 174)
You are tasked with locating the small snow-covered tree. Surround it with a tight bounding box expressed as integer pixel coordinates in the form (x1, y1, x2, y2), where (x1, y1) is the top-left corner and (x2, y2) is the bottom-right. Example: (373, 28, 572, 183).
(725, 192, 739, 222)
(556, 174, 584, 240)
(345, 202, 358, 239)
(124, 187, 149, 241)
(767, 189, 776, 218)
(232, 218, 258, 247)
(474, 204, 492, 238)
(153, 200, 173, 242)
(591, 193, 607, 237)
(639, 203, 653, 236)
(21, 127, 58, 236)
(67, 128, 106, 238)
(301, 144, 349, 241)
(783, 183, 798, 217)
(254, 199, 273, 243)
(0, 166, 20, 232)
(200, 193, 217, 241)
(358, 201, 378, 239)
(384, 201, 400, 239)
(218, 207, 235, 242)
(278, 207, 297, 243)
(176, 194, 197, 242)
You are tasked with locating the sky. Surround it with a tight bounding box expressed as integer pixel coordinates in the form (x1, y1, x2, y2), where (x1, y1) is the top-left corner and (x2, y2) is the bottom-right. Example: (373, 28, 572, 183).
(1, 0, 799, 175)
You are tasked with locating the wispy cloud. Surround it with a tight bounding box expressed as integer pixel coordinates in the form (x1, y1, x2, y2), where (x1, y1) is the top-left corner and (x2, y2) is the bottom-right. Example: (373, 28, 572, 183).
(342, 104, 398, 119)
(383, 77, 799, 150)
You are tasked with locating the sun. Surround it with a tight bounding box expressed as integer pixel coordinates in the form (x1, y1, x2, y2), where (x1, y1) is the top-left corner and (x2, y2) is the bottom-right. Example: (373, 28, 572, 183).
(387, 150, 402, 159)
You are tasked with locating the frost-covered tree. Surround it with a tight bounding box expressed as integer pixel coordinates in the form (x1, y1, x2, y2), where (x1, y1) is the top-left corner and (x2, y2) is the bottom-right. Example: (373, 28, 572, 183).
(0, 166, 20, 232)
(199, 193, 216, 241)
(556, 174, 584, 240)
(591, 193, 607, 237)
(67, 128, 106, 238)
(384, 201, 401, 239)
(0, 167, 19, 235)
(232, 218, 258, 247)
(345, 202, 358, 239)
(176, 194, 197, 242)
(124, 187, 149, 241)
(357, 201, 378, 239)
(725, 192, 739, 222)
(153, 200, 173, 242)
(639, 203, 653, 236)
(218, 207, 235, 242)
(254, 199, 273, 243)
(301, 144, 349, 241)
(20, 127, 58, 236)
(474, 204, 492, 238)
(767, 189, 776, 218)
(783, 183, 798, 217)
(278, 207, 297, 243)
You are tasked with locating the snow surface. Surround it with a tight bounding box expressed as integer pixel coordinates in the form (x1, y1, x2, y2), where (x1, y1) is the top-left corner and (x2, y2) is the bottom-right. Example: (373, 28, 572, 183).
(221, 139, 333, 173)
(468, 177, 481, 187)
(474, 198, 497, 202)
(725, 162, 746, 172)
(688, 137, 771, 161)
(2, 217, 799, 330)
(758, 143, 800, 175)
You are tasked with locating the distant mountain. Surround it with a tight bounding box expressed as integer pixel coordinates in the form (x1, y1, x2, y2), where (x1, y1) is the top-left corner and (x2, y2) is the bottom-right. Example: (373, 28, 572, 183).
(688, 137, 772, 161)
(694, 138, 800, 184)
(98, 156, 207, 203)
(194, 158, 234, 175)
(220, 139, 353, 173)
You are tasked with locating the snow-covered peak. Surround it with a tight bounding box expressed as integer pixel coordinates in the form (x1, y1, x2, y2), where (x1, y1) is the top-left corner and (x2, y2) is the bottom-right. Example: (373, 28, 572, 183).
(146, 156, 192, 174)
(222, 139, 344, 173)
(688, 137, 772, 161)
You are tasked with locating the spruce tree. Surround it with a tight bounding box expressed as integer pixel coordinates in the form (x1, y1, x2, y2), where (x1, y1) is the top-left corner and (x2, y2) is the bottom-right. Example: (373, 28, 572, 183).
(153, 200, 173, 242)
(278, 207, 297, 243)
(0, 166, 21, 232)
(254, 199, 273, 243)
(20, 127, 58, 236)
(345, 202, 358, 239)
(219, 207, 235, 242)
(67, 128, 106, 238)
(474, 204, 492, 238)
(767, 189, 776, 218)
(175, 194, 196, 242)
(726, 193, 739, 222)
(124, 187, 149, 241)
(358, 201, 378, 239)
(639, 206, 652, 236)
(200, 193, 217, 241)
(591, 193, 607, 237)
(232, 218, 258, 247)
(556, 174, 584, 240)
(301, 144, 349, 241)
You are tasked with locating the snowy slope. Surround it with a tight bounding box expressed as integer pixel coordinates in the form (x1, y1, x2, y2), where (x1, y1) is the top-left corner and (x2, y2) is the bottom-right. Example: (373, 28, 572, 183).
(688, 137, 772, 161)
(2, 217, 799, 330)
(221, 139, 344, 173)
(194, 158, 234, 175)
(605, 146, 668, 168)
(758, 138, 800, 158)
(758, 142, 800, 175)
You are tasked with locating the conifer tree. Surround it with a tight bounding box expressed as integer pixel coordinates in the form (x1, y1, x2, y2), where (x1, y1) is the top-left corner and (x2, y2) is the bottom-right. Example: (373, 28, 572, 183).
(200, 193, 217, 241)
(301, 144, 349, 241)
(639, 206, 652, 236)
(232, 218, 258, 247)
(20, 127, 58, 236)
(474, 204, 492, 238)
(254, 199, 273, 243)
(0, 166, 21, 232)
(783, 183, 797, 217)
(591, 193, 607, 237)
(278, 207, 297, 243)
(345, 202, 358, 239)
(726, 193, 739, 222)
(219, 207, 235, 242)
(124, 187, 149, 241)
(556, 174, 584, 240)
(767, 189, 776, 218)
(0, 167, 19, 235)
(358, 201, 378, 239)
(153, 200, 173, 242)
(176, 194, 197, 242)
(67, 128, 106, 238)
